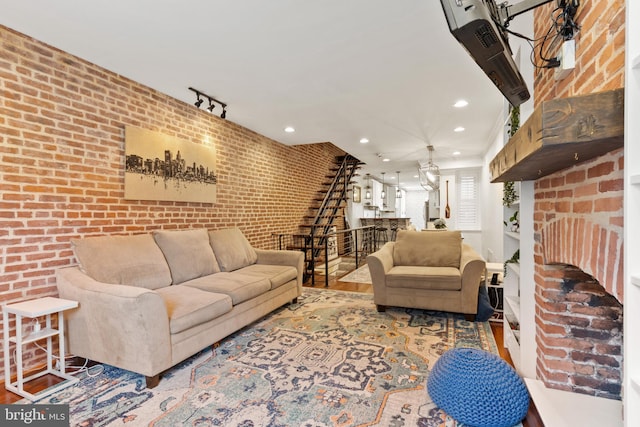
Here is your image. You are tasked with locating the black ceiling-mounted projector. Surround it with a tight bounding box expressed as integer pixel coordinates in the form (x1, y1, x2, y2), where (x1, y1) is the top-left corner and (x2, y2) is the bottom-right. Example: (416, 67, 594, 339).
(440, 0, 557, 107)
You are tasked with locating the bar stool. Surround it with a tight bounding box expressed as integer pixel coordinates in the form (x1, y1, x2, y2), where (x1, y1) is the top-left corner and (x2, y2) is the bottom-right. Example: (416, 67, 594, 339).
(389, 219, 399, 241)
(375, 226, 389, 249)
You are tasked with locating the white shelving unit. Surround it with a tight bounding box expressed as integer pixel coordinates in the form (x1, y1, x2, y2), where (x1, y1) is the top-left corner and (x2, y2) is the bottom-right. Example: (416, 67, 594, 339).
(502, 181, 536, 379)
(624, 1, 640, 424)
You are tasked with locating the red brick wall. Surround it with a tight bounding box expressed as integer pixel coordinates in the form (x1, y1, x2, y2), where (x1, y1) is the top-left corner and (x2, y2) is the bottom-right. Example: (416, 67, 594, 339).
(531, 0, 625, 397)
(0, 26, 345, 379)
(533, 0, 625, 104)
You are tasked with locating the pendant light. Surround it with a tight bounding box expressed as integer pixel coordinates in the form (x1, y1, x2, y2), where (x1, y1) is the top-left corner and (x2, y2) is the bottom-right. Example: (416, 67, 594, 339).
(396, 171, 402, 198)
(380, 172, 386, 199)
(418, 145, 440, 191)
(365, 173, 372, 200)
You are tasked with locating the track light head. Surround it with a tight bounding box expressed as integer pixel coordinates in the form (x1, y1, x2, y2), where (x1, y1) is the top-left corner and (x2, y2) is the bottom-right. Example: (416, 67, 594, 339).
(207, 100, 215, 112)
(194, 95, 203, 108)
(221, 107, 227, 119)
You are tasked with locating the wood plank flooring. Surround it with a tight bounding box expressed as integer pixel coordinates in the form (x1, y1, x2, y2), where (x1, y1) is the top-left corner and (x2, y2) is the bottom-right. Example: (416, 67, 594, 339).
(0, 272, 543, 426)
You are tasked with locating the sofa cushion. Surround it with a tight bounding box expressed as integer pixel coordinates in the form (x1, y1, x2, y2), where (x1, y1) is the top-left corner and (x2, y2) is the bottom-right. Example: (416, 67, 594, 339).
(238, 264, 298, 290)
(156, 286, 232, 334)
(181, 271, 270, 305)
(393, 230, 462, 268)
(208, 228, 257, 272)
(71, 234, 172, 290)
(153, 229, 220, 285)
(386, 266, 461, 290)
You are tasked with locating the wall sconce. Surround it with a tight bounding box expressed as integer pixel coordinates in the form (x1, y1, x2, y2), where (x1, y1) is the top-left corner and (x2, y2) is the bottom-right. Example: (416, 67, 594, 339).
(189, 87, 228, 119)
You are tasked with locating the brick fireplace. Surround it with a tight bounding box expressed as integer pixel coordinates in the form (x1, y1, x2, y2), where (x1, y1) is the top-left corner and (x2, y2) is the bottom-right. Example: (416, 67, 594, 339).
(533, 148, 624, 399)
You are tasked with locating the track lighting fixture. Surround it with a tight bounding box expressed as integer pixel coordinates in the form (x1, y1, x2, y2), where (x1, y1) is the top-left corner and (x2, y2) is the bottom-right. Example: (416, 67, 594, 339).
(194, 94, 204, 108)
(188, 87, 228, 119)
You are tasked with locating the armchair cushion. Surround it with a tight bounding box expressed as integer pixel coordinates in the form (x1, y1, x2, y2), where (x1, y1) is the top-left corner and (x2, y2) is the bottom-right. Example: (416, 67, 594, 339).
(393, 230, 461, 268)
(71, 234, 172, 290)
(154, 229, 220, 284)
(386, 266, 461, 290)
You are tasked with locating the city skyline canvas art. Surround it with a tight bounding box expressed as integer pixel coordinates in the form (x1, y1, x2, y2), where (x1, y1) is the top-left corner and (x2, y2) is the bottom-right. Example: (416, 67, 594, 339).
(124, 126, 217, 203)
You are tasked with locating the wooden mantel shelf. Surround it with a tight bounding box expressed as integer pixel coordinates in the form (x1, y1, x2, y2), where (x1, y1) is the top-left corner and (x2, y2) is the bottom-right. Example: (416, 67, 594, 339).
(490, 88, 624, 183)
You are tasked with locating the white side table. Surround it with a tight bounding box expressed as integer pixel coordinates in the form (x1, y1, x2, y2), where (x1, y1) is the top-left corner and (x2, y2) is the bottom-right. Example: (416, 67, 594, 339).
(3, 296, 79, 401)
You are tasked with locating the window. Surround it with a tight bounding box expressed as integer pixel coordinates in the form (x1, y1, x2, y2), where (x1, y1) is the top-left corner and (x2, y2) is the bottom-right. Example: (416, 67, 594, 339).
(456, 169, 480, 230)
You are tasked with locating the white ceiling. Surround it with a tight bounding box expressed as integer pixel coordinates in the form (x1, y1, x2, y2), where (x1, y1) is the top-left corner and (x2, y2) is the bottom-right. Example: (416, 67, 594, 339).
(0, 0, 509, 190)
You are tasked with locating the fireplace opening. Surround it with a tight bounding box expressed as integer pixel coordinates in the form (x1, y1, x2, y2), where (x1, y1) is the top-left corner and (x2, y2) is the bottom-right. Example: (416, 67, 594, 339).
(536, 263, 623, 400)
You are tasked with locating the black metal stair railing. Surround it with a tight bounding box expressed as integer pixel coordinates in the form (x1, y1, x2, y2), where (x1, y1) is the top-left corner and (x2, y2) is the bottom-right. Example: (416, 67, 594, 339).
(305, 154, 361, 283)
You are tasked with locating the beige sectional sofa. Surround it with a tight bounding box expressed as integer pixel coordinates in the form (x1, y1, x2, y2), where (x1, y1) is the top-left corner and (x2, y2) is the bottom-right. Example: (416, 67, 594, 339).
(366, 230, 485, 319)
(56, 228, 303, 387)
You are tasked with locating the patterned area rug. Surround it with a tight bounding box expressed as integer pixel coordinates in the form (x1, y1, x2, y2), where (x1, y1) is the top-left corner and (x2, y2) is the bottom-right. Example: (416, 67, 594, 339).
(338, 264, 371, 284)
(26, 289, 499, 426)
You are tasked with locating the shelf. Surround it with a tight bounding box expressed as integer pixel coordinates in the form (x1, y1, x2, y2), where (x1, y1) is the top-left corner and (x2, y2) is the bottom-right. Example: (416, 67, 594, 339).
(490, 89, 624, 182)
(632, 276, 640, 288)
(524, 378, 622, 427)
(505, 231, 520, 240)
(506, 262, 520, 277)
(8, 328, 58, 345)
(631, 175, 640, 185)
(632, 377, 640, 394)
(504, 321, 521, 372)
(633, 54, 640, 69)
(505, 296, 521, 323)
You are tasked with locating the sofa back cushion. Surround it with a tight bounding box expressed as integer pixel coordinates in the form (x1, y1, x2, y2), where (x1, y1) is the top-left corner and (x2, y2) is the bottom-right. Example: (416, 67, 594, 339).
(71, 234, 172, 289)
(393, 230, 462, 268)
(208, 228, 257, 272)
(153, 229, 220, 284)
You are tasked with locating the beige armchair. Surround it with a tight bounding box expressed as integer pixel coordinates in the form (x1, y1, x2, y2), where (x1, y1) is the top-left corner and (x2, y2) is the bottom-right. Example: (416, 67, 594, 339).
(366, 230, 486, 320)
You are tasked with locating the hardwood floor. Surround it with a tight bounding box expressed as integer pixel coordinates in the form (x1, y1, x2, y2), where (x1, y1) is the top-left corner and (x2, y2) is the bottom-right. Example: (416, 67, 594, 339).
(0, 272, 542, 426)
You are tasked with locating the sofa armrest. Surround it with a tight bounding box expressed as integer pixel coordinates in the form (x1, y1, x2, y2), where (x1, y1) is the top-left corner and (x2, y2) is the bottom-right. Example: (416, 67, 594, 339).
(366, 242, 395, 300)
(459, 244, 487, 312)
(255, 249, 305, 288)
(56, 266, 172, 377)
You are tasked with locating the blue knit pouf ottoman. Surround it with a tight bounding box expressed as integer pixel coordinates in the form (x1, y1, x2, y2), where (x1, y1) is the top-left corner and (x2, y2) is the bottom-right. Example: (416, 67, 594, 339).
(427, 347, 529, 427)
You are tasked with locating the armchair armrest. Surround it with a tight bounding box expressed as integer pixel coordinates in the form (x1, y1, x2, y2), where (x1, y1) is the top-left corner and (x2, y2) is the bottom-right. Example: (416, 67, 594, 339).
(366, 242, 395, 302)
(56, 266, 172, 377)
(459, 244, 487, 313)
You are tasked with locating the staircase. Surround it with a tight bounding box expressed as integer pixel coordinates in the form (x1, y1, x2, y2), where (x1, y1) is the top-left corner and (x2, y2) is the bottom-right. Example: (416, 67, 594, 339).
(296, 154, 362, 282)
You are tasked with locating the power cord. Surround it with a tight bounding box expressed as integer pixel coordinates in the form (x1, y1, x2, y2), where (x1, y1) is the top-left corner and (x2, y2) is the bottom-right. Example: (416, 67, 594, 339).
(497, 0, 581, 70)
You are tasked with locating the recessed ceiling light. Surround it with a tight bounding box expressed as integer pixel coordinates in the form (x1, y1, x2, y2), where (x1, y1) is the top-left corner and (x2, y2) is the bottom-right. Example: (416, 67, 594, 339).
(454, 126, 465, 132)
(383, 158, 390, 162)
(360, 138, 369, 144)
(284, 126, 295, 133)
(454, 100, 469, 108)
(453, 151, 461, 156)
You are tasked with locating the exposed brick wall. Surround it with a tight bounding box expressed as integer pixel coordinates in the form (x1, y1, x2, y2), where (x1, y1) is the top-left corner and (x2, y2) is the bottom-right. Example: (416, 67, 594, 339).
(531, 0, 625, 398)
(535, 266, 623, 398)
(533, 0, 625, 105)
(0, 25, 345, 379)
(535, 149, 624, 301)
